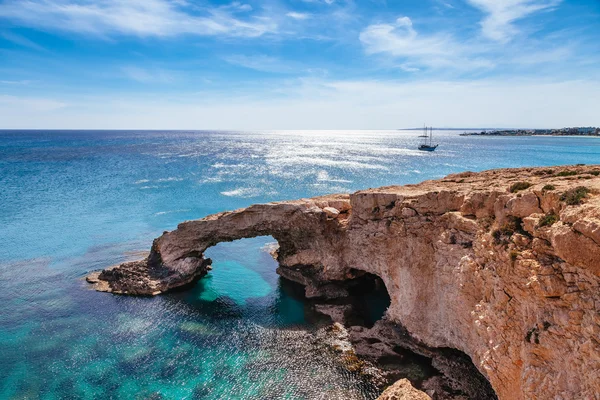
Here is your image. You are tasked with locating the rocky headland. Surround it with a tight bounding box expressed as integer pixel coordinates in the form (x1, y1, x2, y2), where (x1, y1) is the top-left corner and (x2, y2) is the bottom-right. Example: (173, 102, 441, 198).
(88, 165, 600, 400)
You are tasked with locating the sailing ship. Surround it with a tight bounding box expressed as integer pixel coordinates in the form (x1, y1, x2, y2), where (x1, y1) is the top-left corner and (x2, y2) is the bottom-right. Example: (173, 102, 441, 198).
(418, 125, 438, 151)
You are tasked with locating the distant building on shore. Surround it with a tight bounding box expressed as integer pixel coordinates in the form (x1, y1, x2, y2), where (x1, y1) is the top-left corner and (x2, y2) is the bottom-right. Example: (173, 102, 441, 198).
(461, 127, 600, 137)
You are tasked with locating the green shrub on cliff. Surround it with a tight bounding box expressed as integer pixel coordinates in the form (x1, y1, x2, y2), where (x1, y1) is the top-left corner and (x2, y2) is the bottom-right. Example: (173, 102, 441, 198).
(555, 170, 578, 177)
(492, 216, 526, 245)
(560, 186, 590, 205)
(509, 182, 532, 193)
(542, 184, 555, 191)
(538, 213, 558, 227)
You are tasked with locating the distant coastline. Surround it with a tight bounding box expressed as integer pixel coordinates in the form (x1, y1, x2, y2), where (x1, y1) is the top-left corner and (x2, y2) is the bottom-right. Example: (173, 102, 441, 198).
(459, 127, 600, 137)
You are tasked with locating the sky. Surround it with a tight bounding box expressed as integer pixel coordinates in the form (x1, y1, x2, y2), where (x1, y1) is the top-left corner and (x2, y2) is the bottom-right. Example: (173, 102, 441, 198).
(0, 0, 599, 129)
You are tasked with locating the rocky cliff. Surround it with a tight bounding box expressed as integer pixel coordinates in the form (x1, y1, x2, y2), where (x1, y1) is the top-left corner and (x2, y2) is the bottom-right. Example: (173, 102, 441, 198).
(88, 165, 600, 400)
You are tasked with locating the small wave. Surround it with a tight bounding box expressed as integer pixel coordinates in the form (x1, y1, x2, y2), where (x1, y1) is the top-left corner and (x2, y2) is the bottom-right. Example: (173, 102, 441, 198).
(311, 183, 352, 193)
(261, 242, 280, 254)
(139, 186, 159, 190)
(154, 209, 191, 216)
(221, 187, 276, 198)
(212, 162, 247, 169)
(268, 156, 389, 171)
(199, 177, 223, 183)
(316, 170, 353, 183)
(135, 177, 183, 185)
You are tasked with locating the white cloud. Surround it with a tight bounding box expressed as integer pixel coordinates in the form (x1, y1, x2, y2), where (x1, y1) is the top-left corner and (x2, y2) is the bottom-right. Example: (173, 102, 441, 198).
(0, 0, 276, 38)
(360, 17, 451, 57)
(300, 0, 335, 4)
(511, 46, 572, 65)
(223, 55, 293, 73)
(286, 12, 311, 20)
(1, 32, 47, 51)
(0, 80, 33, 85)
(1, 78, 598, 129)
(467, 0, 561, 42)
(226, 2, 252, 12)
(359, 16, 493, 70)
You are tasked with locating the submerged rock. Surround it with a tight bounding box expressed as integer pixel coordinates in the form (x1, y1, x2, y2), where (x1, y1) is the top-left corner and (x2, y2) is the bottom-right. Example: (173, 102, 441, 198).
(378, 379, 431, 400)
(88, 165, 600, 400)
(316, 322, 388, 389)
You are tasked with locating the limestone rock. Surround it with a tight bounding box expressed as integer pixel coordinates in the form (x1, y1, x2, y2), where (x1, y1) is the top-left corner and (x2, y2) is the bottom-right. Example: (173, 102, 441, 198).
(323, 206, 341, 218)
(88, 165, 600, 400)
(377, 379, 431, 400)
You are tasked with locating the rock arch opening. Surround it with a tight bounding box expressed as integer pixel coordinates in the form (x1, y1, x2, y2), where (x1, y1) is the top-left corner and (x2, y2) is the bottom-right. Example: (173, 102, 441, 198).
(195, 236, 392, 331)
(88, 194, 501, 399)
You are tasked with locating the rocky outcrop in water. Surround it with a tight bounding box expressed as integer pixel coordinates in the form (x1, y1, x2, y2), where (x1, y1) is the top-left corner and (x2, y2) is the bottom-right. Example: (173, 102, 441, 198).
(89, 165, 600, 400)
(378, 378, 432, 400)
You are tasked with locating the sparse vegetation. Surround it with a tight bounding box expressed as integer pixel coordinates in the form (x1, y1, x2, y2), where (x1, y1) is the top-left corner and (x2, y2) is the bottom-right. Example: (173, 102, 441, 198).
(590, 170, 600, 176)
(492, 217, 526, 245)
(501, 217, 524, 235)
(560, 186, 590, 205)
(555, 170, 578, 177)
(542, 184, 555, 191)
(510, 181, 532, 193)
(538, 213, 558, 227)
(509, 250, 520, 261)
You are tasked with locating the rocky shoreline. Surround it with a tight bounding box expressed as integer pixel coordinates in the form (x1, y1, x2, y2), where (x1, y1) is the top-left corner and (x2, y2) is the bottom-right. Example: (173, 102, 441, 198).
(88, 165, 600, 400)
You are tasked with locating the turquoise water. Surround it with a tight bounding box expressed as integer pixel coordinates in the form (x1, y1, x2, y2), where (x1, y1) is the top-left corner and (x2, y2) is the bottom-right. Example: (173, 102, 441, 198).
(1, 130, 599, 399)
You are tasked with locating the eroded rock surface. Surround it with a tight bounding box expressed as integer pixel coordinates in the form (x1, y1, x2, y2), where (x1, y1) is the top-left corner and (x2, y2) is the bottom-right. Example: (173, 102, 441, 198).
(89, 166, 600, 400)
(378, 379, 432, 400)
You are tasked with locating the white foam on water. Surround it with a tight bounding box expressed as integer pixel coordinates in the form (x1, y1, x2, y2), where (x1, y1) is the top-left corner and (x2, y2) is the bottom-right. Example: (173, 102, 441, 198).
(154, 209, 191, 216)
(221, 187, 277, 198)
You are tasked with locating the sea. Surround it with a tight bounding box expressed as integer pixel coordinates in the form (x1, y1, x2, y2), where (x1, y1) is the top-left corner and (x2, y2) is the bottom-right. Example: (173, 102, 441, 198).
(1, 130, 599, 399)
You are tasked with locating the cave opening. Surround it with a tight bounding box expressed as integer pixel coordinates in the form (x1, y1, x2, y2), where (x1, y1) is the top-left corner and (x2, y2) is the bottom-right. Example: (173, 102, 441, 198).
(192, 236, 496, 399)
(308, 270, 392, 328)
(304, 269, 497, 400)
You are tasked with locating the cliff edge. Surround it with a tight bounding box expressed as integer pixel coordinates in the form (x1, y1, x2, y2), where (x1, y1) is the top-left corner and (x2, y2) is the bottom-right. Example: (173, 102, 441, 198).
(88, 165, 600, 400)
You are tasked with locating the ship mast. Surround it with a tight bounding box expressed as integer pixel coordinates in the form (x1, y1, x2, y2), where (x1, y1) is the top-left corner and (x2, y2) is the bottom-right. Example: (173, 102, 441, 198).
(430, 126, 433, 146)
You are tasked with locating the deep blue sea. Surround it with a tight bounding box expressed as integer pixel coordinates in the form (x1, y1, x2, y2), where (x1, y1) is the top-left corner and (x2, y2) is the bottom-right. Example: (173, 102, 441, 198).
(1, 130, 599, 399)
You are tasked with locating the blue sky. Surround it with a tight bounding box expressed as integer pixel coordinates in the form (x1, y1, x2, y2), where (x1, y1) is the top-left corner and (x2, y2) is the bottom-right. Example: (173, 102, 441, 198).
(0, 0, 599, 129)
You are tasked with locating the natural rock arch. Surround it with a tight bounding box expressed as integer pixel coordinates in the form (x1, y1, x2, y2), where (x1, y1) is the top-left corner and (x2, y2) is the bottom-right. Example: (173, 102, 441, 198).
(89, 166, 600, 400)
(90, 194, 358, 297)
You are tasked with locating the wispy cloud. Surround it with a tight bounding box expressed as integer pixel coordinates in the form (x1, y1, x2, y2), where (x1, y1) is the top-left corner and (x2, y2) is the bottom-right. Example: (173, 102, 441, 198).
(360, 17, 451, 57)
(0, 80, 33, 85)
(286, 12, 311, 20)
(223, 55, 294, 73)
(0, 0, 277, 38)
(511, 46, 572, 65)
(467, 0, 561, 43)
(359, 16, 493, 70)
(121, 66, 176, 83)
(224, 2, 253, 12)
(1, 31, 47, 51)
(300, 0, 336, 4)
